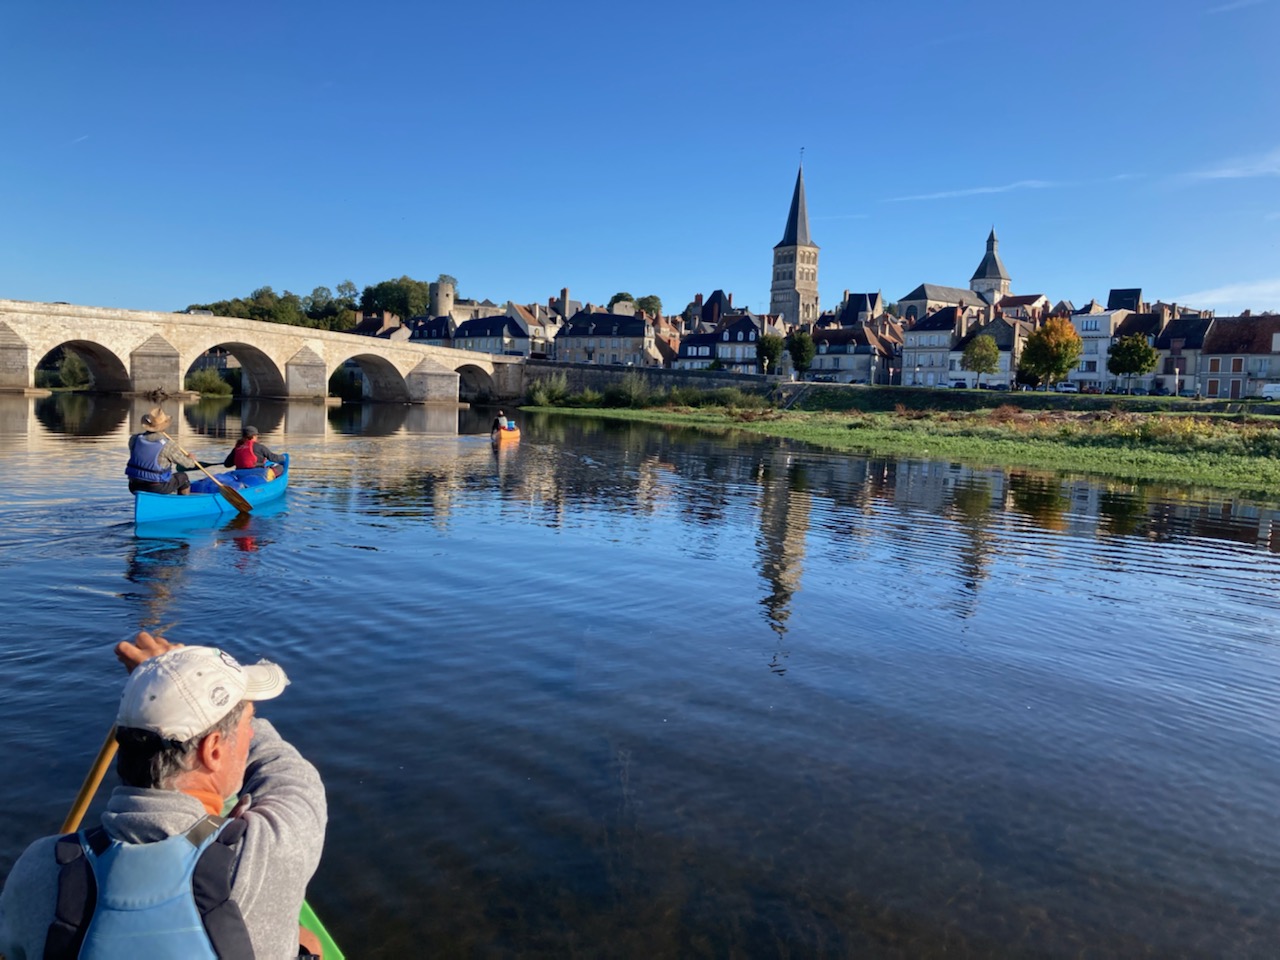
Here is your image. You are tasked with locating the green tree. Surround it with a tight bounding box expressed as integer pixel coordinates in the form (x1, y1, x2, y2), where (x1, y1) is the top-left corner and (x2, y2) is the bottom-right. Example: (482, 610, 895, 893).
(635, 294, 662, 317)
(1018, 317, 1082, 388)
(608, 292, 635, 310)
(304, 286, 333, 315)
(361, 276, 431, 321)
(787, 330, 816, 377)
(961, 334, 1000, 386)
(1107, 333, 1158, 393)
(757, 333, 784, 375)
(59, 349, 90, 388)
(335, 280, 359, 305)
(437, 273, 458, 288)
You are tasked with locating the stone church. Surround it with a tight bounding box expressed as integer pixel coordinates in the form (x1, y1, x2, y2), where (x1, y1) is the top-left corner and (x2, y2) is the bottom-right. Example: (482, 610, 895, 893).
(769, 166, 820, 327)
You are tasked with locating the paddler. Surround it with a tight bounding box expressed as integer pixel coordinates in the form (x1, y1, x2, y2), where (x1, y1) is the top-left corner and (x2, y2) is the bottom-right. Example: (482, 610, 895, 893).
(124, 407, 204, 496)
(0, 632, 328, 958)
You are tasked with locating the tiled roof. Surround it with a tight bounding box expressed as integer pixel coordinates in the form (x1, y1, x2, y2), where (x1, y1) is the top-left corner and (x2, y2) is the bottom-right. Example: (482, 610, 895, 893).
(997, 294, 1047, 308)
(1201, 315, 1280, 353)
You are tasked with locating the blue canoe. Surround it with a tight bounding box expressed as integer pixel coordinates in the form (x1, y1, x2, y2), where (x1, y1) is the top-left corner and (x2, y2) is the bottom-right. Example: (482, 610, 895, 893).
(133, 454, 290, 524)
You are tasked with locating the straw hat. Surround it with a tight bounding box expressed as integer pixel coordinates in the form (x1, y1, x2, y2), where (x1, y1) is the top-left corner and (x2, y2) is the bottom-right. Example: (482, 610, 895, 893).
(140, 407, 172, 432)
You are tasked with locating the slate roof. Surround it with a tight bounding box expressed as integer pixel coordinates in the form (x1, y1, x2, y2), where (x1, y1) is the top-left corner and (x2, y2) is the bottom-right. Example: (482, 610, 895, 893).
(409, 316, 453, 340)
(454, 315, 526, 339)
(1154, 316, 1214, 351)
(775, 166, 815, 249)
(1113, 313, 1163, 339)
(913, 306, 965, 332)
(1201, 315, 1280, 353)
(997, 294, 1047, 308)
(701, 289, 734, 326)
(838, 292, 883, 324)
(956, 317, 1027, 351)
(970, 229, 1010, 281)
(561, 311, 651, 339)
(678, 331, 720, 357)
(899, 283, 977, 305)
(1107, 288, 1143, 311)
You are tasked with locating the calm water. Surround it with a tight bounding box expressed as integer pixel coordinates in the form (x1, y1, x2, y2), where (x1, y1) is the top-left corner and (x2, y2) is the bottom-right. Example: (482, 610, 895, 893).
(4, 393, 1280, 958)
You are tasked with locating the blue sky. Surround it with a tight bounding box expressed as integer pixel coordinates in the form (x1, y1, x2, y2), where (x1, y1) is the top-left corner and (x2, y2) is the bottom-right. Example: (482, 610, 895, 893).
(2, 0, 1277, 318)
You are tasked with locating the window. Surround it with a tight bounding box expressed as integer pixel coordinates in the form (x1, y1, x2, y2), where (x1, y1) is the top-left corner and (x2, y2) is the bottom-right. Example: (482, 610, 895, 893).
(1231, 357, 1244, 373)
(1082, 319, 1099, 332)
(737, 331, 744, 341)
(1083, 360, 1097, 372)
(1208, 379, 1220, 396)
(1209, 357, 1221, 373)
(723, 332, 729, 341)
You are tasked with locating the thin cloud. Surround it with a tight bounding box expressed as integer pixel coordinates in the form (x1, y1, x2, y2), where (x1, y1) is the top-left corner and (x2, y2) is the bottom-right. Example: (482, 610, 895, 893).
(1206, 0, 1265, 13)
(1171, 278, 1280, 310)
(71, 135, 89, 144)
(1187, 146, 1280, 180)
(883, 179, 1065, 202)
(813, 213, 870, 221)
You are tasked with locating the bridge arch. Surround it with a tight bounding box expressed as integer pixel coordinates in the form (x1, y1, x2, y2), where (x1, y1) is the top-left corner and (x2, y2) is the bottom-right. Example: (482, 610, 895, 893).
(331, 351, 411, 402)
(37, 339, 131, 393)
(455, 363, 497, 402)
(190, 342, 287, 398)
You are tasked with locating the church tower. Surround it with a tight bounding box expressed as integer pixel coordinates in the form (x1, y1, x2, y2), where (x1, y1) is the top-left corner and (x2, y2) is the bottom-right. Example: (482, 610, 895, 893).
(770, 166, 819, 326)
(970, 228, 1011, 304)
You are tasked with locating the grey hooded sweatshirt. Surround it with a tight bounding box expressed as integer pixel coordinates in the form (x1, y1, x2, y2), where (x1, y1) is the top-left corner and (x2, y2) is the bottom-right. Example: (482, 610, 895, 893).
(0, 718, 327, 959)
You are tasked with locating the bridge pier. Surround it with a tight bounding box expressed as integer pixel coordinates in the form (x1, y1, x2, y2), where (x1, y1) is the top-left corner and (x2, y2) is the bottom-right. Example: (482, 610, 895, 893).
(130, 335, 183, 395)
(406, 360, 460, 403)
(0, 322, 32, 391)
(286, 347, 328, 400)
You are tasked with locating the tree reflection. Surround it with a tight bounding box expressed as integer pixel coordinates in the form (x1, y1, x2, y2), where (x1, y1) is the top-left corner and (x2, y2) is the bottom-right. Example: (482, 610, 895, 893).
(1007, 471, 1069, 531)
(33, 393, 130, 437)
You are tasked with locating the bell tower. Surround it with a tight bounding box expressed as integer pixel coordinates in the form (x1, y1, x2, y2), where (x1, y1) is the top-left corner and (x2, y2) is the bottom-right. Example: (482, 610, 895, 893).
(769, 165, 819, 326)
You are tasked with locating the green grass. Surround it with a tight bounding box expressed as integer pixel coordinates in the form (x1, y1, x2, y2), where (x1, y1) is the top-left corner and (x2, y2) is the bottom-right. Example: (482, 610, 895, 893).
(524, 401, 1280, 495)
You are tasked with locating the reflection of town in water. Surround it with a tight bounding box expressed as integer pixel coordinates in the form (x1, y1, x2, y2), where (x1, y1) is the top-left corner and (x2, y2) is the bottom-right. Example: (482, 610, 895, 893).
(12, 392, 1280, 648)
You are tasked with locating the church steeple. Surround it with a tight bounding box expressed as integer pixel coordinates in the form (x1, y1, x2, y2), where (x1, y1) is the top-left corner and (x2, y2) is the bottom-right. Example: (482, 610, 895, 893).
(776, 166, 812, 248)
(969, 227, 1011, 304)
(770, 164, 820, 326)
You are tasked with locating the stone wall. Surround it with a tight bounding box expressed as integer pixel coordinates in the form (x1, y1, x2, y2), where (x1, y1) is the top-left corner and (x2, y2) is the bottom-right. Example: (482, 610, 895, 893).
(522, 361, 777, 398)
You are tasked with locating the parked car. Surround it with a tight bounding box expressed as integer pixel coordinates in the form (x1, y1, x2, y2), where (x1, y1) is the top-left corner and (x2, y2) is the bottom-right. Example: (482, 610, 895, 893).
(952, 380, 968, 389)
(1054, 382, 1079, 393)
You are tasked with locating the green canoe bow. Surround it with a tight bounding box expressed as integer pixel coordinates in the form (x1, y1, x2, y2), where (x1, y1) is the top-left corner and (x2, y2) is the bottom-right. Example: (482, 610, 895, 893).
(301, 899, 344, 959)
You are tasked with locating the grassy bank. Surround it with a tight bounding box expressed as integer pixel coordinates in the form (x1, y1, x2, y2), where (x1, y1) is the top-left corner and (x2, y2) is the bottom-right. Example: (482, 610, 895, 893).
(523, 398, 1280, 495)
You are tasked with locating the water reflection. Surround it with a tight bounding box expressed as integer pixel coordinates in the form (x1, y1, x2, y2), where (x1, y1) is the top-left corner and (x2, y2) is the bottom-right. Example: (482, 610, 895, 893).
(32, 393, 131, 437)
(122, 536, 191, 630)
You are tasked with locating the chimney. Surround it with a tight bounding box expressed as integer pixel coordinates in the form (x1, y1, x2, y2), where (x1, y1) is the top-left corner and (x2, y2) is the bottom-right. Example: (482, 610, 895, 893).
(695, 293, 703, 307)
(843, 289, 849, 303)
(560, 287, 570, 316)
(728, 292, 733, 307)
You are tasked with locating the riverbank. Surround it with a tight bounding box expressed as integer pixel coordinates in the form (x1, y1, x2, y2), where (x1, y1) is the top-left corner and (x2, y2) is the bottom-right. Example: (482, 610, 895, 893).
(525, 398, 1280, 494)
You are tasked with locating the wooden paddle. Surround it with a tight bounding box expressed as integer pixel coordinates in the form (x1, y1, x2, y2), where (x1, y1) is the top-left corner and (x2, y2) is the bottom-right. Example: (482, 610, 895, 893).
(160, 431, 253, 514)
(60, 725, 119, 833)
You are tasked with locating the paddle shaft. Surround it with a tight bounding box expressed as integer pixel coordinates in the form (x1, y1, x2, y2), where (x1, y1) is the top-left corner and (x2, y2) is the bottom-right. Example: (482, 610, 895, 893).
(160, 431, 253, 513)
(60, 725, 118, 833)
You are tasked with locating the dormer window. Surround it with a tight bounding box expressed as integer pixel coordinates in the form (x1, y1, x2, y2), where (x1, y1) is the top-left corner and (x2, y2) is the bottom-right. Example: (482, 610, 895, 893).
(723, 332, 729, 340)
(737, 332, 743, 341)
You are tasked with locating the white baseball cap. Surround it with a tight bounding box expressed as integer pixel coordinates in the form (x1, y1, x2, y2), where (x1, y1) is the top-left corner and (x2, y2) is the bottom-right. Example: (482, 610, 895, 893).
(117, 645, 289, 741)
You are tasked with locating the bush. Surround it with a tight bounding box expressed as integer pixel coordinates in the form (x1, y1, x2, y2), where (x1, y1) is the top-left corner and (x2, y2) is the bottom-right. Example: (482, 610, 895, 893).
(185, 367, 232, 396)
(35, 368, 60, 388)
(58, 351, 90, 389)
(602, 372, 651, 408)
(528, 371, 570, 406)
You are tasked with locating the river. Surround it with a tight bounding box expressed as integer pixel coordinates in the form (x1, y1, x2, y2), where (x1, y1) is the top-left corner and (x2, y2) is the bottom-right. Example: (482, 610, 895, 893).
(3, 393, 1280, 958)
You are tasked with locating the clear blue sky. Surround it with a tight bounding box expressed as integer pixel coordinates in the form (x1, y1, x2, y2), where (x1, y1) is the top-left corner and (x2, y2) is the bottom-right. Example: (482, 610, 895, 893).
(2, 0, 1277, 318)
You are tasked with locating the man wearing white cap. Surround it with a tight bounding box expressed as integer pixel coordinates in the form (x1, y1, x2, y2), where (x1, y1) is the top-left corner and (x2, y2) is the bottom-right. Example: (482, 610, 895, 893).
(0, 632, 327, 958)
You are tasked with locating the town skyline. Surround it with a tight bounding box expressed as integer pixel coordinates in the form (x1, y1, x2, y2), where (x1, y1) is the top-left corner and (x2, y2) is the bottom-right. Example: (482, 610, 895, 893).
(1, 0, 1276, 319)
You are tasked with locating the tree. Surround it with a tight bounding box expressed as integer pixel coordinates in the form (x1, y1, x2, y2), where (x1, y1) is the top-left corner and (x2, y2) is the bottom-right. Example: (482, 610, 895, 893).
(304, 286, 333, 315)
(787, 330, 816, 377)
(437, 273, 458, 288)
(608, 292, 635, 310)
(635, 295, 662, 318)
(1107, 333, 1158, 393)
(59, 349, 90, 388)
(335, 281, 359, 305)
(361, 276, 431, 321)
(961, 334, 1000, 386)
(758, 334, 784, 375)
(1018, 317, 1082, 388)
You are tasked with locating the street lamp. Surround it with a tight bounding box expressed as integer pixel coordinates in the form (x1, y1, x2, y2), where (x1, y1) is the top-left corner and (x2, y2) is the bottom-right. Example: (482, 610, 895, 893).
(915, 364, 921, 386)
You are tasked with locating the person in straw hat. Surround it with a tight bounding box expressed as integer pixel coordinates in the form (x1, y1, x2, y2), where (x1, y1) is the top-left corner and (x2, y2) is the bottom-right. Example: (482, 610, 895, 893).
(124, 406, 204, 495)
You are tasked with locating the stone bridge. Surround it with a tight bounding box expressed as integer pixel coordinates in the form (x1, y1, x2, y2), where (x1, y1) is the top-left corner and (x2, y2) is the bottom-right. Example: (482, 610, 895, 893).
(0, 299, 527, 402)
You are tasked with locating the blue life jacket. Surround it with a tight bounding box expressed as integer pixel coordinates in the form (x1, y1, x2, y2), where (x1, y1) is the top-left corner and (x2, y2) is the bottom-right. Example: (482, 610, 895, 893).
(125, 434, 172, 484)
(44, 815, 254, 960)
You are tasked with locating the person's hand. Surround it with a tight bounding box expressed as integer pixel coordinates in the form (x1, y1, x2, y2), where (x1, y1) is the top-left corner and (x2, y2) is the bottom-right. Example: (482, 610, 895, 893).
(115, 631, 184, 674)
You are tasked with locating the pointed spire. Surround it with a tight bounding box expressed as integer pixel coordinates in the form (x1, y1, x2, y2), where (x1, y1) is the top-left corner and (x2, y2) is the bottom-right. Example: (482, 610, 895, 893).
(775, 165, 812, 248)
(971, 227, 1010, 281)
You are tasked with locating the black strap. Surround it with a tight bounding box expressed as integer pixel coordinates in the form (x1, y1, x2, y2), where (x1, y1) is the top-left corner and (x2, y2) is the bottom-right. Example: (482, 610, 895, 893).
(193, 817, 255, 959)
(43, 834, 95, 960)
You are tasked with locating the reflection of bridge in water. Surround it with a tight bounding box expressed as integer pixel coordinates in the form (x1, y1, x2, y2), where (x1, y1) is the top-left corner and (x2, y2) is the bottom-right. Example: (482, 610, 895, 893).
(0, 393, 476, 449)
(0, 299, 527, 402)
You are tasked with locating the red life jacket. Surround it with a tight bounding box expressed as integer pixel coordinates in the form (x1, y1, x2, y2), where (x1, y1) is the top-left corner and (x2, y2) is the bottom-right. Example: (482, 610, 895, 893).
(233, 437, 259, 470)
